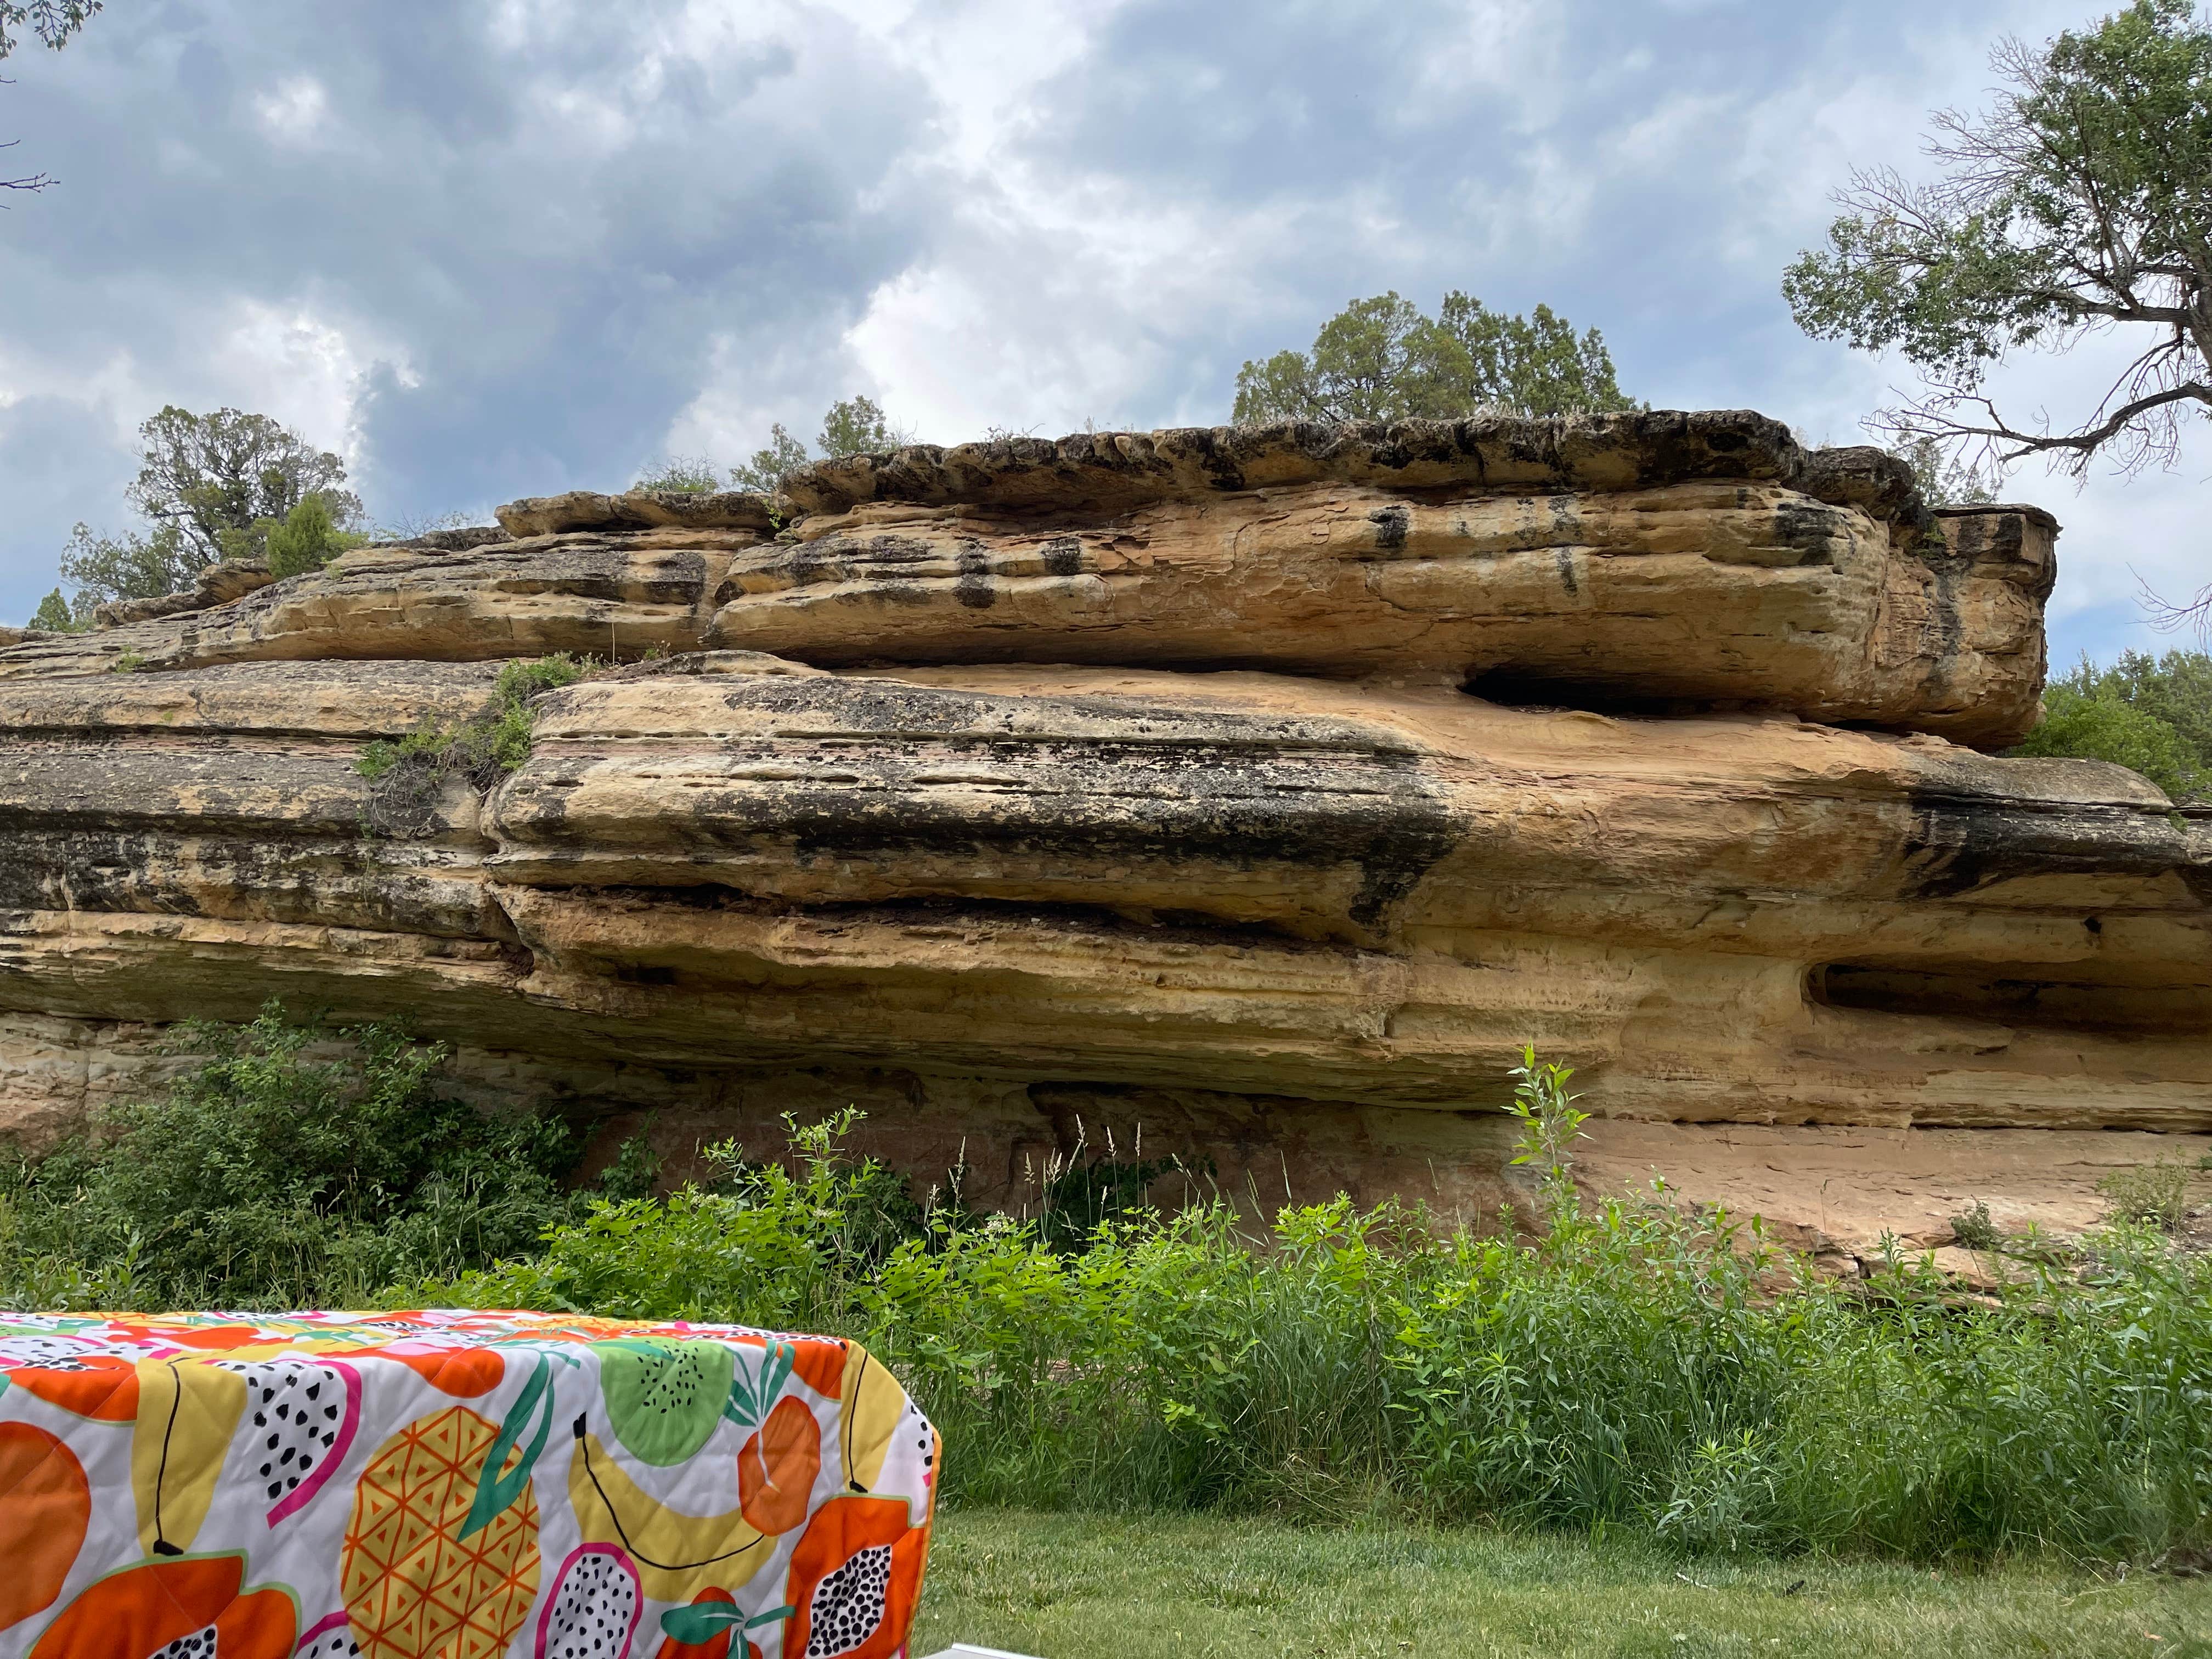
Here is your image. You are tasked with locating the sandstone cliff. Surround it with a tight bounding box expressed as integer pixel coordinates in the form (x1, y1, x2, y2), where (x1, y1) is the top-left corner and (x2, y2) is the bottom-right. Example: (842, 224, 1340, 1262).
(2, 411, 2202, 1261)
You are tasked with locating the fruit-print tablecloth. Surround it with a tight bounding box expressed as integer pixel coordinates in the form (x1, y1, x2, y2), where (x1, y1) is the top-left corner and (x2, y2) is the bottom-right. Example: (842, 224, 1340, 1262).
(0, 1310, 939, 1659)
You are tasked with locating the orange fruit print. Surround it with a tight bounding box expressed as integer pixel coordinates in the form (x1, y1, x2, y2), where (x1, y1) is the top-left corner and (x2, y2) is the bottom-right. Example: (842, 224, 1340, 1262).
(737, 1395, 823, 1536)
(341, 1405, 541, 1659)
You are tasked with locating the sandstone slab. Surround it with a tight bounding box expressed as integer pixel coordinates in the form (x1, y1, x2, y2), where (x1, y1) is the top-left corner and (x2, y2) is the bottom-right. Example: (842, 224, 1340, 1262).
(0, 412, 2196, 1248)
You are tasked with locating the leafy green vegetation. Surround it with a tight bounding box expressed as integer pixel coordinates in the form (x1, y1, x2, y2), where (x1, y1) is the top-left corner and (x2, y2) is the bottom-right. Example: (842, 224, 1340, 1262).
(1233, 291, 1639, 425)
(1785, 1, 2212, 486)
(356, 652, 593, 834)
(4, 1014, 2205, 1566)
(912, 1509, 2212, 1659)
(628, 398, 910, 499)
(1890, 434, 1996, 507)
(39, 403, 367, 622)
(727, 394, 907, 493)
(27, 587, 83, 631)
(262, 490, 366, 577)
(2011, 650, 2211, 801)
(632, 455, 726, 494)
(0, 1002, 652, 1312)
(419, 1110, 2212, 1564)
(2098, 1157, 2204, 1232)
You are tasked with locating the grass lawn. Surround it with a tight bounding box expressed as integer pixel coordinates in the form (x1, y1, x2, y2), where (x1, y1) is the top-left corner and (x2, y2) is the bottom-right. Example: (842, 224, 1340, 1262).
(909, 1509, 2212, 1658)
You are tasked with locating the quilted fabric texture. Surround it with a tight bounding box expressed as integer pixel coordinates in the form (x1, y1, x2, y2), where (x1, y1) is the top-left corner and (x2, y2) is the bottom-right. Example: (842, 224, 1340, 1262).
(0, 1311, 939, 1659)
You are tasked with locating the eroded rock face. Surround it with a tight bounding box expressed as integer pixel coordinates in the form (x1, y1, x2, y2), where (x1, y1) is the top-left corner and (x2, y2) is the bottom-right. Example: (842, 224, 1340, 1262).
(0, 411, 2202, 1248)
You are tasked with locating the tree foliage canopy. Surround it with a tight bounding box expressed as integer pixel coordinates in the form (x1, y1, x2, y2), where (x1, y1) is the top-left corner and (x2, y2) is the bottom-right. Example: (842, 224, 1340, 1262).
(1785, 0, 2212, 479)
(1232, 291, 1639, 426)
(38, 405, 363, 624)
(0, 0, 98, 58)
(727, 395, 906, 493)
(129, 405, 361, 566)
(2010, 647, 2212, 799)
(55, 520, 199, 619)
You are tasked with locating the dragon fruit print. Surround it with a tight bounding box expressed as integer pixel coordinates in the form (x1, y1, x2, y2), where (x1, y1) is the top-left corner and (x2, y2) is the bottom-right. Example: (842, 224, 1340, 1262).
(535, 1544, 642, 1659)
(292, 1613, 362, 1657)
(0, 1334, 99, 1365)
(220, 1358, 362, 1524)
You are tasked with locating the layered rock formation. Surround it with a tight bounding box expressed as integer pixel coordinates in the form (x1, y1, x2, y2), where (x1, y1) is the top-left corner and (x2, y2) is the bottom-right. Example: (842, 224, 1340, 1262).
(3, 411, 2204, 1259)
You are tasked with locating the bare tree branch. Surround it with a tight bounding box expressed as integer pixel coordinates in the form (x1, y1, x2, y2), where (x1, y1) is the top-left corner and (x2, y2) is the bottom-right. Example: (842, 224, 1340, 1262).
(0, 136, 51, 199)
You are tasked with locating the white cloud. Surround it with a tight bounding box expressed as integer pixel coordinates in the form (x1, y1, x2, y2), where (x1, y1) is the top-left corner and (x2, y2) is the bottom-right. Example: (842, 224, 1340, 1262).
(4, 0, 2202, 665)
(252, 76, 330, 143)
(216, 300, 409, 464)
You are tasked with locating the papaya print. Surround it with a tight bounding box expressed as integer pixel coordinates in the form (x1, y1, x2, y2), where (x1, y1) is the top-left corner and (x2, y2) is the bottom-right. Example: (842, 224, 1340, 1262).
(26, 1553, 296, 1659)
(0, 1423, 89, 1630)
(0, 1312, 935, 1659)
(5, 1351, 140, 1420)
(781, 1497, 930, 1659)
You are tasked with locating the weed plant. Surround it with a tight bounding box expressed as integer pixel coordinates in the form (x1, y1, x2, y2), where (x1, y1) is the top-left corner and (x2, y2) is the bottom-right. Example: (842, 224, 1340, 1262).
(2098, 1158, 2202, 1232)
(4, 1010, 2206, 1564)
(0, 1002, 650, 1311)
(421, 1113, 2212, 1564)
(356, 652, 591, 835)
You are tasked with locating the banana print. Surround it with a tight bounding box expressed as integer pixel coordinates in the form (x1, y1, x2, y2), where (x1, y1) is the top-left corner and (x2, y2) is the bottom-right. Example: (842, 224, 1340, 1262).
(132, 1358, 247, 1558)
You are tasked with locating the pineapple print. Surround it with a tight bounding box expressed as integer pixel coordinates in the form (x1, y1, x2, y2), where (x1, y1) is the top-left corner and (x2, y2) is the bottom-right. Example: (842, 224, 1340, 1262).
(341, 1406, 541, 1659)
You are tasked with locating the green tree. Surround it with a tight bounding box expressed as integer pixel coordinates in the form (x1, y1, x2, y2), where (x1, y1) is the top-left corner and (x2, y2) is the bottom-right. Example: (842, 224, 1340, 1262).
(726, 396, 907, 493)
(1891, 436, 1998, 506)
(262, 492, 360, 578)
(817, 394, 901, 457)
(0, 1, 99, 194)
(48, 406, 364, 616)
(2098, 646, 2212, 759)
(128, 405, 362, 565)
(27, 587, 78, 631)
(55, 520, 199, 613)
(729, 425, 811, 494)
(1784, 1, 2211, 479)
(1232, 291, 1639, 426)
(2010, 649, 2211, 799)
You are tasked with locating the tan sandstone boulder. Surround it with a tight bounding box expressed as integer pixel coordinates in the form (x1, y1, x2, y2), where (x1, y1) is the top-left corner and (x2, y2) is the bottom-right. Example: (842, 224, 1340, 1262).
(0, 411, 2198, 1249)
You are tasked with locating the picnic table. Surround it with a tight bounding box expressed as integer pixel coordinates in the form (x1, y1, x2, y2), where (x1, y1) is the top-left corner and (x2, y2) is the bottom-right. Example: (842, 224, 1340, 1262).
(0, 1310, 938, 1659)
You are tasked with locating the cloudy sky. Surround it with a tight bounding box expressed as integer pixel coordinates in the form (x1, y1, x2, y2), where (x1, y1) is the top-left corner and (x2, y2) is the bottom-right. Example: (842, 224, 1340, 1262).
(1, 0, 2202, 664)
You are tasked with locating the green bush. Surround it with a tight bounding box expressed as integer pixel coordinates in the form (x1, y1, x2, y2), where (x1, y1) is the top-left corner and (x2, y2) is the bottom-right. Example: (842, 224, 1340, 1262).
(0, 1003, 643, 1311)
(416, 1115, 2212, 1564)
(356, 652, 592, 834)
(2097, 1159, 2199, 1232)
(2012, 651, 2211, 801)
(262, 491, 366, 578)
(632, 456, 724, 495)
(9, 1015, 2207, 1565)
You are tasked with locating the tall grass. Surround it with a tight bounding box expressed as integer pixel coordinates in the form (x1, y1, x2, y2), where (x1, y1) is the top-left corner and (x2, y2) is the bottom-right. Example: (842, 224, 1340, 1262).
(3, 1010, 2203, 1562)
(420, 1113, 2212, 1563)
(0, 1002, 653, 1311)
